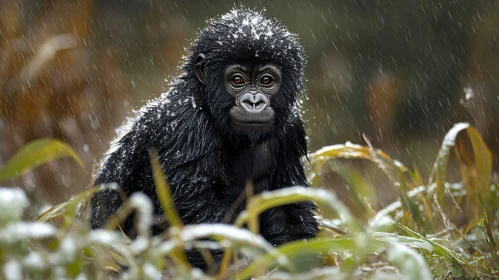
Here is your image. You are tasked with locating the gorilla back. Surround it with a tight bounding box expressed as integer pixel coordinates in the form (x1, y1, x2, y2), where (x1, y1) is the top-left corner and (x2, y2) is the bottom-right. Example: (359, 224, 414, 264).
(91, 8, 318, 269)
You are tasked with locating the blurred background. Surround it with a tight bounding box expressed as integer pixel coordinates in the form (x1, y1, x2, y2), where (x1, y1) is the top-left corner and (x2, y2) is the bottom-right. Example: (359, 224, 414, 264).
(1, 0, 498, 212)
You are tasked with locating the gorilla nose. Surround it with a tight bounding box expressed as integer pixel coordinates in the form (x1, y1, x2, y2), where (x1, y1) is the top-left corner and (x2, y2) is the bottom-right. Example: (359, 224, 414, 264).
(240, 93, 269, 112)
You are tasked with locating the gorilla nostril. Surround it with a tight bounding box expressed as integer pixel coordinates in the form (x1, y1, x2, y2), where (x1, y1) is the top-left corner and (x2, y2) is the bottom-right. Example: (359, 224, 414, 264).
(240, 93, 269, 112)
(242, 99, 267, 111)
(255, 100, 265, 110)
(241, 100, 253, 111)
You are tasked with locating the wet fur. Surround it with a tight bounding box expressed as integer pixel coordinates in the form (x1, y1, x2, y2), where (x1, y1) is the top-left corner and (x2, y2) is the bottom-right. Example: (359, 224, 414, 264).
(90, 8, 318, 270)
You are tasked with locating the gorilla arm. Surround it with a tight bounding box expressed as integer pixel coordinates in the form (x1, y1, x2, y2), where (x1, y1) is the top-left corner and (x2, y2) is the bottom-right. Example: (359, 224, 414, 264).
(90, 126, 152, 231)
(259, 117, 319, 246)
(91, 127, 233, 234)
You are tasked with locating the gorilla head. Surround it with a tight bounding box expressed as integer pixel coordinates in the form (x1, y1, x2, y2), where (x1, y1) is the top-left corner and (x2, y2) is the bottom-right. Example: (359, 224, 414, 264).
(186, 9, 305, 142)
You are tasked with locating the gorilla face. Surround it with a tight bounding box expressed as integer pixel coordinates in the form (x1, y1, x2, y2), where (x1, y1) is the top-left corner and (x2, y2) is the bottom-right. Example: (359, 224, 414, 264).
(195, 53, 285, 140)
(224, 64, 280, 133)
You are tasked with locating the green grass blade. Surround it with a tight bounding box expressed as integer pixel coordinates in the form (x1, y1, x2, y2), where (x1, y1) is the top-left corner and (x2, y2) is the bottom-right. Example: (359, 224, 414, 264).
(307, 143, 409, 186)
(428, 123, 469, 203)
(235, 186, 362, 233)
(149, 149, 192, 270)
(149, 149, 183, 229)
(0, 138, 83, 181)
(458, 127, 493, 220)
(307, 142, 424, 229)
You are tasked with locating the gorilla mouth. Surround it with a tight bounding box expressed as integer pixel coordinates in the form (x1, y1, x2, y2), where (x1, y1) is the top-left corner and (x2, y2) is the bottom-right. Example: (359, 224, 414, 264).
(229, 106, 275, 128)
(231, 119, 273, 128)
(230, 114, 275, 132)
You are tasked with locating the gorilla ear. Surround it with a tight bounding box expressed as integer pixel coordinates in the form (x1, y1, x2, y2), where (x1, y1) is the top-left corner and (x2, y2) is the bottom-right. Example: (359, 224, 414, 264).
(194, 53, 206, 83)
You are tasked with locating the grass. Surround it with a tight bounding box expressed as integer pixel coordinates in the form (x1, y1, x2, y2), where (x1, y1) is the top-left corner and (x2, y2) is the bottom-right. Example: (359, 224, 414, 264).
(0, 122, 498, 279)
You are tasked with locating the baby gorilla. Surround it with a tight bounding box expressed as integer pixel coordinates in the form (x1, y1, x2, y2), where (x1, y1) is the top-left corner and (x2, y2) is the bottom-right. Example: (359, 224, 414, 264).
(90, 8, 318, 270)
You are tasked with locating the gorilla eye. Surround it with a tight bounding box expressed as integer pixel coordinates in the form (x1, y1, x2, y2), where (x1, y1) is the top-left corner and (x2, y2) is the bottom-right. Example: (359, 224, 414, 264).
(260, 75, 274, 86)
(231, 75, 245, 86)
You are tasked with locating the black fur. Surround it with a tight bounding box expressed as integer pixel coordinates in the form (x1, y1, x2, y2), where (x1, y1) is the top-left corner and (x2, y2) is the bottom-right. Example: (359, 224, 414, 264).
(91, 8, 318, 270)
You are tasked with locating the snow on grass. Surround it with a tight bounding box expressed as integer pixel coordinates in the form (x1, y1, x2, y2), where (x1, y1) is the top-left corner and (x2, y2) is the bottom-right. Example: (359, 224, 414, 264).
(0, 188, 29, 223)
(387, 243, 432, 280)
(0, 222, 56, 244)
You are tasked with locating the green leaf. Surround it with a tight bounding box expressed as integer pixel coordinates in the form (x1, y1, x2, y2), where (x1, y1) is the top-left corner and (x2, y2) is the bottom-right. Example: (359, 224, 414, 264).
(149, 148, 184, 229)
(0, 138, 83, 182)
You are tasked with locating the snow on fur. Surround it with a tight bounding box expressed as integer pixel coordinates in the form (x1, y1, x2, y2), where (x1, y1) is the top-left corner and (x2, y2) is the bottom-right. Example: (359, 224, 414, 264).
(94, 8, 304, 178)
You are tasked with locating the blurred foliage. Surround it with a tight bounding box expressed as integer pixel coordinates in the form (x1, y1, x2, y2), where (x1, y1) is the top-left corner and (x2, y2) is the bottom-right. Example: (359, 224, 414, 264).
(1, 1, 499, 277)
(0, 138, 83, 182)
(0, 123, 497, 279)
